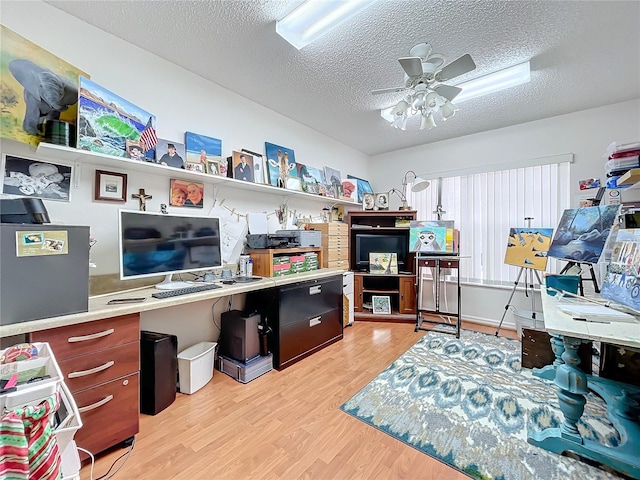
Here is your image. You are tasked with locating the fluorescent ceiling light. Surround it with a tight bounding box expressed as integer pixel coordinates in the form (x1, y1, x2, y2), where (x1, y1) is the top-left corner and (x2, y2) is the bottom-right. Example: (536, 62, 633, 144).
(453, 61, 530, 103)
(276, 0, 376, 50)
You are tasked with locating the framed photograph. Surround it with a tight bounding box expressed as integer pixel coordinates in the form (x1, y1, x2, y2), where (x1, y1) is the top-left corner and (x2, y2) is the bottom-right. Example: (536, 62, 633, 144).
(95, 170, 127, 202)
(2, 154, 72, 201)
(185, 162, 205, 173)
(363, 192, 375, 210)
(170, 178, 204, 208)
(375, 192, 389, 210)
(372, 295, 391, 315)
(231, 151, 254, 182)
(206, 160, 220, 175)
(156, 138, 186, 169)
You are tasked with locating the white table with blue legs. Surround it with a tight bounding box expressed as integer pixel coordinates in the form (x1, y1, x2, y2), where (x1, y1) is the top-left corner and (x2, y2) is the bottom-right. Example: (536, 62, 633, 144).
(528, 290, 640, 478)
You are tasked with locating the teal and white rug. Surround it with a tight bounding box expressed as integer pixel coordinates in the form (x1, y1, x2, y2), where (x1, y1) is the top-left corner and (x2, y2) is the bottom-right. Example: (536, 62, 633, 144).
(341, 330, 623, 480)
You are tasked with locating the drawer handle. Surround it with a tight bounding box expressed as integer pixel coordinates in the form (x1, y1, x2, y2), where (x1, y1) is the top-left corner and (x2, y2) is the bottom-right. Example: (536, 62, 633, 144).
(309, 316, 322, 327)
(68, 361, 115, 378)
(309, 285, 321, 295)
(68, 328, 115, 343)
(78, 394, 113, 413)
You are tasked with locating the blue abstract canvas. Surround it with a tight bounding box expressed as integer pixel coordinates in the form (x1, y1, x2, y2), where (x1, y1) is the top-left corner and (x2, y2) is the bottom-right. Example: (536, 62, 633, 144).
(548, 205, 619, 264)
(347, 175, 373, 203)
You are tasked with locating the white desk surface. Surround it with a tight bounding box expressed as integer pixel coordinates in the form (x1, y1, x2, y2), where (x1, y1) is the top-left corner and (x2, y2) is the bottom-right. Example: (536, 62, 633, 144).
(0, 268, 345, 337)
(541, 289, 640, 349)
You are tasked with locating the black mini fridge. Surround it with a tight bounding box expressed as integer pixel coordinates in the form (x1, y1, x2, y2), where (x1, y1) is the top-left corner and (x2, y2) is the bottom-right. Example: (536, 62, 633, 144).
(140, 331, 178, 415)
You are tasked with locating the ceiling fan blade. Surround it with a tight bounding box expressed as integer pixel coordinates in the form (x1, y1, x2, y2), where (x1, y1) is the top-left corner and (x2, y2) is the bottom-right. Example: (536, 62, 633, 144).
(372, 86, 408, 95)
(433, 84, 463, 101)
(398, 57, 423, 77)
(437, 54, 476, 81)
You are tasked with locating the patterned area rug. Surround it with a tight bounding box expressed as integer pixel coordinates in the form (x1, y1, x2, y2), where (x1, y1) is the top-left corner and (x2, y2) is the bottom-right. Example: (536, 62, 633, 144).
(341, 330, 623, 480)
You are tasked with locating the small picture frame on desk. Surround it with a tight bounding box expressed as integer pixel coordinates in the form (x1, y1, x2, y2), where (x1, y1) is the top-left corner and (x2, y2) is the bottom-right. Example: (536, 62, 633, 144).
(372, 295, 391, 315)
(95, 170, 127, 202)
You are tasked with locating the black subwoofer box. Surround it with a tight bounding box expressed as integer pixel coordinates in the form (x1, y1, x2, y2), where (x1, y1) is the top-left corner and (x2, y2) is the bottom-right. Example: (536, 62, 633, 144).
(140, 331, 178, 415)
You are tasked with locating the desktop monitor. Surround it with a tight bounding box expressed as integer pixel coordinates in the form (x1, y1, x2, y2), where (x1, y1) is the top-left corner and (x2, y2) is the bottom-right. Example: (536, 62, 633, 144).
(119, 210, 222, 289)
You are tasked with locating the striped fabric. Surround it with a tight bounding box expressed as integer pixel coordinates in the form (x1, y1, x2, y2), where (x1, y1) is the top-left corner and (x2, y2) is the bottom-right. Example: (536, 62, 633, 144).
(0, 392, 61, 480)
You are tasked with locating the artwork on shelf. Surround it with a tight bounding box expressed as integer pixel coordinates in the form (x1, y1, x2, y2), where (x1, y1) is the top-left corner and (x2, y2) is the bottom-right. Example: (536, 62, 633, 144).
(185, 162, 205, 173)
(94, 170, 127, 202)
(230, 151, 254, 182)
(1, 154, 72, 201)
(241, 149, 266, 184)
(1, 25, 88, 146)
(409, 221, 452, 253)
(374, 192, 389, 210)
(579, 178, 600, 190)
(601, 228, 640, 312)
(372, 295, 392, 315)
(324, 166, 342, 192)
(124, 140, 145, 161)
(169, 178, 204, 208)
(156, 139, 186, 169)
(298, 164, 318, 194)
(304, 165, 327, 195)
(342, 179, 357, 202)
(548, 205, 619, 264)
(206, 160, 220, 175)
(265, 142, 297, 189)
(503, 227, 554, 271)
(185, 131, 223, 174)
(363, 193, 375, 210)
(77, 77, 155, 160)
(347, 175, 374, 203)
(369, 252, 398, 275)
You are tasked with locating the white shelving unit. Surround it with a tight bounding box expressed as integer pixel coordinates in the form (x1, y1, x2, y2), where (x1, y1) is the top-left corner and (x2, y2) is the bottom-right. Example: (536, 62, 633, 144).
(35, 143, 356, 206)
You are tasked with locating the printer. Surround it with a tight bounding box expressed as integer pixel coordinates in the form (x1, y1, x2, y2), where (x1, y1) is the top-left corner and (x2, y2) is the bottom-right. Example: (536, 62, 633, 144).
(276, 229, 322, 247)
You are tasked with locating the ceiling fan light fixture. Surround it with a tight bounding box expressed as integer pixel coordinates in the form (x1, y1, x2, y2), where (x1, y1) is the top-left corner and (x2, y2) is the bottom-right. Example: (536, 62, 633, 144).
(420, 112, 436, 130)
(276, 0, 377, 50)
(453, 60, 531, 103)
(440, 100, 457, 120)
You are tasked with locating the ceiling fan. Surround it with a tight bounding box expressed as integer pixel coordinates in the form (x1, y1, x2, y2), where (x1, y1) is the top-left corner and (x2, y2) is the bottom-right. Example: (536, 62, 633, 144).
(373, 42, 477, 130)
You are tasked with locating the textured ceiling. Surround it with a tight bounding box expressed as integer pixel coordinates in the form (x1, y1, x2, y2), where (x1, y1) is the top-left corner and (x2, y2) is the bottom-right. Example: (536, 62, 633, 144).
(46, 0, 640, 156)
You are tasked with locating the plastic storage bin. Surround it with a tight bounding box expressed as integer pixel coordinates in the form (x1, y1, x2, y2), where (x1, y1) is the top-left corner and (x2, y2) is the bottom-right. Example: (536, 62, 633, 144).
(177, 342, 217, 394)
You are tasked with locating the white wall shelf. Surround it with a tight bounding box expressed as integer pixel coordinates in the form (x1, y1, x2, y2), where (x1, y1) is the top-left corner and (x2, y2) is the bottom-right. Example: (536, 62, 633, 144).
(35, 143, 356, 206)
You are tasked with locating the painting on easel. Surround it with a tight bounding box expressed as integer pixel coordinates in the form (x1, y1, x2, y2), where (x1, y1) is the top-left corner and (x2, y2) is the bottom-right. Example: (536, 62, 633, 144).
(548, 205, 619, 264)
(600, 228, 640, 312)
(504, 228, 554, 271)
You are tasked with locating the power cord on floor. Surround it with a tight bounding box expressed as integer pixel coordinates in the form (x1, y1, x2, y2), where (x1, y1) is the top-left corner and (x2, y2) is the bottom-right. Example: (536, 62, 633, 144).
(76, 447, 94, 480)
(95, 437, 135, 480)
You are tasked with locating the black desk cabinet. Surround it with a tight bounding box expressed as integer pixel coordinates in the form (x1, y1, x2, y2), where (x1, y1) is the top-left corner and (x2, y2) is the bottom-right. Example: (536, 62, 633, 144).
(246, 274, 343, 370)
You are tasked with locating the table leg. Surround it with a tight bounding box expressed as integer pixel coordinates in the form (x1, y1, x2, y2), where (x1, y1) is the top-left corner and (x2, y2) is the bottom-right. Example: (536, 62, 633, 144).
(533, 333, 565, 380)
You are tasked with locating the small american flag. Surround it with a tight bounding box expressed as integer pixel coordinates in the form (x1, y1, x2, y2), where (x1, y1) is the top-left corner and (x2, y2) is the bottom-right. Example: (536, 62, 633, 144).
(139, 117, 157, 152)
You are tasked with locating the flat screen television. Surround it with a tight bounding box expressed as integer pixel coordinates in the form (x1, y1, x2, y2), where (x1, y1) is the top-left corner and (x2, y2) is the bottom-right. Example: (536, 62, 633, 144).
(354, 233, 408, 272)
(119, 210, 222, 289)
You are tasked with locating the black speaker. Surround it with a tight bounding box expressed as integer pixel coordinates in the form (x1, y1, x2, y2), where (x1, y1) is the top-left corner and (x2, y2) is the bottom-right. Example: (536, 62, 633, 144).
(140, 331, 177, 415)
(219, 310, 261, 362)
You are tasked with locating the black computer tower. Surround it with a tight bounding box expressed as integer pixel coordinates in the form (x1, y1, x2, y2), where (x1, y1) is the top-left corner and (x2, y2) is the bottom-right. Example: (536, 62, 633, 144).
(140, 331, 178, 415)
(219, 310, 260, 362)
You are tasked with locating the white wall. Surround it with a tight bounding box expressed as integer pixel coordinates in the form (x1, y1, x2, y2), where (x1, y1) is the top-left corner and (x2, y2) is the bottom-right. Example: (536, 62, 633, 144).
(0, 1, 369, 278)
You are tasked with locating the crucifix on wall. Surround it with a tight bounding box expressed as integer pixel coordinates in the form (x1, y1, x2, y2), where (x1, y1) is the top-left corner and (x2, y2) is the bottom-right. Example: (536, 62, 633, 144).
(132, 188, 152, 211)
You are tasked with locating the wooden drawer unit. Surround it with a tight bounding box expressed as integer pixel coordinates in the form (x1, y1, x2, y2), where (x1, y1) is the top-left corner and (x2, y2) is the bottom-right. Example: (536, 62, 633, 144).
(308, 222, 348, 269)
(73, 372, 140, 458)
(31, 314, 140, 457)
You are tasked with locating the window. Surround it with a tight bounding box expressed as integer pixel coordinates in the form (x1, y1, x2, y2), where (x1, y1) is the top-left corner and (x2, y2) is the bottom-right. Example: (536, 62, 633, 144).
(407, 158, 571, 286)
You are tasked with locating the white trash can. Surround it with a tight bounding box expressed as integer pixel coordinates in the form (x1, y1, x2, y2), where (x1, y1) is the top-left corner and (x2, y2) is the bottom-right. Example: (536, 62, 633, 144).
(177, 342, 217, 394)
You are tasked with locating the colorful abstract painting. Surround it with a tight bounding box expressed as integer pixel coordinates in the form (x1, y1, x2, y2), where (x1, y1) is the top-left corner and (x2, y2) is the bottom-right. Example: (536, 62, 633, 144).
(265, 142, 296, 189)
(410, 220, 454, 253)
(77, 77, 155, 159)
(548, 205, 619, 264)
(503, 228, 554, 271)
(601, 228, 640, 312)
(1, 25, 88, 146)
(185, 131, 222, 173)
(347, 175, 374, 203)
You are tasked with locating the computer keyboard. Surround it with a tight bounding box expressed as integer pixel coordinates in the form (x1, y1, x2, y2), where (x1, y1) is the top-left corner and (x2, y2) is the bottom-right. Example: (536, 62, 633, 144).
(151, 283, 222, 299)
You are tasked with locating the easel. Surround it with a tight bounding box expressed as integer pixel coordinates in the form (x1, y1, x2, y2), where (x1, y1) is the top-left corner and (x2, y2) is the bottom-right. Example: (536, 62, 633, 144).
(495, 217, 544, 336)
(558, 261, 599, 295)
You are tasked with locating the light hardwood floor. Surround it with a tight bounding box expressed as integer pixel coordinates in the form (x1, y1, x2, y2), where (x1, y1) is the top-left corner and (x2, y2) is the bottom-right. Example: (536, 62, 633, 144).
(81, 321, 517, 479)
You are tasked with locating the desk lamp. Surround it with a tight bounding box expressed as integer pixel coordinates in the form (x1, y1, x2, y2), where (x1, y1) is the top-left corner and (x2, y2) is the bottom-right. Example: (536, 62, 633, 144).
(396, 170, 430, 210)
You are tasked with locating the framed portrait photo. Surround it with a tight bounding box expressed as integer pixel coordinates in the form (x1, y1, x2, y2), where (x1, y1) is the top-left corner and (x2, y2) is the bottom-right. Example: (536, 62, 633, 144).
(363, 192, 375, 210)
(94, 170, 127, 202)
(206, 160, 220, 175)
(185, 162, 205, 173)
(375, 192, 389, 210)
(170, 178, 204, 208)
